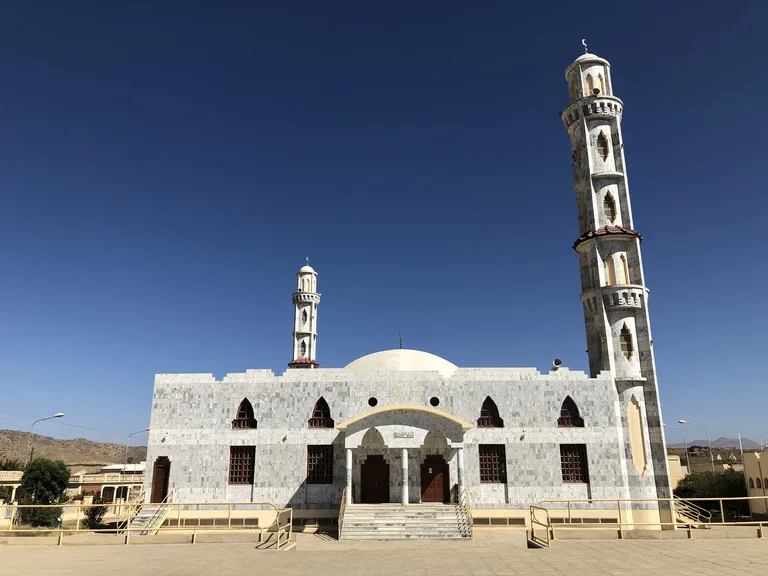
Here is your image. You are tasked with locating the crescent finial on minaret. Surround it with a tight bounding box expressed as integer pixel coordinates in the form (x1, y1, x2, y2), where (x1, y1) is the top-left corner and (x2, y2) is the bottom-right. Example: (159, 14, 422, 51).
(582, 38, 588, 54)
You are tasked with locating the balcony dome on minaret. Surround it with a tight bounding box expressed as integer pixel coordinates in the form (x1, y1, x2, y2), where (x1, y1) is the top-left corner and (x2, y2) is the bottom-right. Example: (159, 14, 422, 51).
(299, 264, 315, 274)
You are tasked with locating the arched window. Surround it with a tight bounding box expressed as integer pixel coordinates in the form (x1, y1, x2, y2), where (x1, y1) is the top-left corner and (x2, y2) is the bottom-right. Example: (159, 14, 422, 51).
(604, 192, 616, 223)
(597, 131, 609, 161)
(620, 255, 630, 284)
(605, 257, 616, 286)
(301, 309, 308, 325)
(569, 81, 577, 102)
(477, 397, 504, 428)
(749, 477, 755, 489)
(585, 74, 594, 95)
(598, 73, 606, 95)
(757, 478, 763, 489)
(620, 324, 634, 360)
(232, 398, 257, 429)
(300, 340, 307, 357)
(308, 397, 334, 428)
(558, 396, 584, 427)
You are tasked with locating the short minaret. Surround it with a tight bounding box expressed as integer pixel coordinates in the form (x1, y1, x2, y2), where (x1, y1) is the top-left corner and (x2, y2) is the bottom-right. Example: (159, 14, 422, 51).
(289, 260, 320, 369)
(562, 45, 670, 499)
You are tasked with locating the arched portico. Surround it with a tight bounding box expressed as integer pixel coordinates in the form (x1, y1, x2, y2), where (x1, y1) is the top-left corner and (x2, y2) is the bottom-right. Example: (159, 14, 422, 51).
(336, 404, 472, 505)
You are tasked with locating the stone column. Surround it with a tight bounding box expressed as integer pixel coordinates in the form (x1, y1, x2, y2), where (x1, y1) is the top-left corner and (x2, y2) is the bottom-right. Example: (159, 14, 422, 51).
(401, 448, 409, 505)
(457, 446, 465, 497)
(345, 448, 353, 505)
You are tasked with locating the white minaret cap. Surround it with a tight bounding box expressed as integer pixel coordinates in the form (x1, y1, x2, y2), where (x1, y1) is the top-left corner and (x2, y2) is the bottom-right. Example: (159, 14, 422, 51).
(299, 264, 316, 274)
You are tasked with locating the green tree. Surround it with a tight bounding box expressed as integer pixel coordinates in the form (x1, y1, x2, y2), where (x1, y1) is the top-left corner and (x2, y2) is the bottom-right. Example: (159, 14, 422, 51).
(674, 468, 748, 521)
(19, 459, 70, 527)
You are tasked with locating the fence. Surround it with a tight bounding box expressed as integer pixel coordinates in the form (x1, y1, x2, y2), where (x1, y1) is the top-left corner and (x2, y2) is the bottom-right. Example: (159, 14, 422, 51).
(529, 496, 767, 545)
(0, 501, 293, 548)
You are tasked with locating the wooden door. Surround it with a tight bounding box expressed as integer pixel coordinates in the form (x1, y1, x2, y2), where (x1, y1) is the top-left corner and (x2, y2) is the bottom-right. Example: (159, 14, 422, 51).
(150, 456, 170, 503)
(420, 455, 449, 503)
(361, 455, 389, 503)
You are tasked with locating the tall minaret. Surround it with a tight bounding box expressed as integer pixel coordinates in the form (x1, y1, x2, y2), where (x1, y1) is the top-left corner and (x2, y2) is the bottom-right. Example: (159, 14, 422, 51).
(288, 260, 320, 369)
(562, 46, 670, 499)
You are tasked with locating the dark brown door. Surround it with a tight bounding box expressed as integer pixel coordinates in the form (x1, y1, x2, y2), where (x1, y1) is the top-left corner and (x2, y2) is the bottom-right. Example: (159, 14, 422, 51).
(421, 455, 449, 503)
(150, 456, 171, 503)
(361, 455, 389, 503)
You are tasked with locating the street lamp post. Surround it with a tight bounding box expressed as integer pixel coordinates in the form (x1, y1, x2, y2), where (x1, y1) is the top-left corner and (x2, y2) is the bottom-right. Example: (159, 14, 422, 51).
(24, 413, 64, 467)
(678, 419, 715, 473)
(663, 423, 689, 470)
(121, 428, 149, 502)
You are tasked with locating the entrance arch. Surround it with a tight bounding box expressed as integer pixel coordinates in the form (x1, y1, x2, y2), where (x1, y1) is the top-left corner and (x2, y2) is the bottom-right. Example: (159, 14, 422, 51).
(150, 456, 171, 503)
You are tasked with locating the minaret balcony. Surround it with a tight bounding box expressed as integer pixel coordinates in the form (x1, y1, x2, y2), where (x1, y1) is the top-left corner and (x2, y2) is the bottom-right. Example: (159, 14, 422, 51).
(292, 292, 321, 304)
(561, 95, 623, 129)
(581, 284, 646, 314)
(602, 285, 645, 310)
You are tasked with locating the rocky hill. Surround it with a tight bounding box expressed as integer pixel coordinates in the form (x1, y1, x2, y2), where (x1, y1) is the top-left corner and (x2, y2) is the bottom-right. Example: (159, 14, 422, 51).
(0, 429, 147, 467)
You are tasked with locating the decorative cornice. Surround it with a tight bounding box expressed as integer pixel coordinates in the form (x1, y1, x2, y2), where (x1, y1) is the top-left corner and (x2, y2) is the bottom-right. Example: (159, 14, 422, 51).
(573, 225, 642, 251)
(288, 357, 319, 368)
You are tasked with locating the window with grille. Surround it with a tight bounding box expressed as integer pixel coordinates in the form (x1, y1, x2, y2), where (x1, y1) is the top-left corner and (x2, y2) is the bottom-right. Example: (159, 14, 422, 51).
(229, 446, 255, 484)
(478, 444, 506, 483)
(620, 324, 634, 359)
(308, 397, 334, 428)
(558, 396, 584, 427)
(560, 444, 589, 483)
(307, 445, 333, 484)
(477, 397, 504, 428)
(232, 398, 257, 429)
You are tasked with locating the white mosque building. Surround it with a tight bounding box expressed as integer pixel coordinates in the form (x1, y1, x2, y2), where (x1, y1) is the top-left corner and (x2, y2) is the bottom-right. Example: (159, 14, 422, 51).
(143, 49, 673, 535)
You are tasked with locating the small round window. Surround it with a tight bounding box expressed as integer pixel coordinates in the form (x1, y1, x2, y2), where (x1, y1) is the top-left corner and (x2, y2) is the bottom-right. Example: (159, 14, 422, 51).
(429, 397, 439, 407)
(368, 397, 378, 407)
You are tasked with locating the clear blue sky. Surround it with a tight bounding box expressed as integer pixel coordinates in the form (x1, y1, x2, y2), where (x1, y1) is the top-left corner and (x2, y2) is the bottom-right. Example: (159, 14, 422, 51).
(1, 1, 766, 446)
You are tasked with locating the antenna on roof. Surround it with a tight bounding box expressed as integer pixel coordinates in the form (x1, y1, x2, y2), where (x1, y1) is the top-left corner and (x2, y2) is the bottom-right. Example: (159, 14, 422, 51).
(399, 332, 403, 349)
(582, 38, 588, 54)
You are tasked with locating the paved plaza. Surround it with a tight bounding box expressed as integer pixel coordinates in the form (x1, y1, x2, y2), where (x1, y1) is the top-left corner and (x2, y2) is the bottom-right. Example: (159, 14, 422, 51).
(1, 532, 767, 576)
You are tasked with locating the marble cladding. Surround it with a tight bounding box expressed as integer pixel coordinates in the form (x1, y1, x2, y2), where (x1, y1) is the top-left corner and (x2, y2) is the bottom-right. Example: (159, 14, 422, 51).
(145, 366, 667, 510)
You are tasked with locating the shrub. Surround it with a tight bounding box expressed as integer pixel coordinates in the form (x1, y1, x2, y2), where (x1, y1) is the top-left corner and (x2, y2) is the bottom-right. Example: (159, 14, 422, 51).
(18, 458, 70, 527)
(84, 497, 108, 529)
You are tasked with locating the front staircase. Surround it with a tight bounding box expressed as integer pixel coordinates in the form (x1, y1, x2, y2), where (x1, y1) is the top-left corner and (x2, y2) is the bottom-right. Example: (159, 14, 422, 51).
(126, 497, 174, 535)
(339, 503, 471, 540)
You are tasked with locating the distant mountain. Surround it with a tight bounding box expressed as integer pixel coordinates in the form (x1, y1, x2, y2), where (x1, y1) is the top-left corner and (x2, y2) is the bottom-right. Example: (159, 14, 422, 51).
(668, 436, 761, 449)
(0, 429, 147, 467)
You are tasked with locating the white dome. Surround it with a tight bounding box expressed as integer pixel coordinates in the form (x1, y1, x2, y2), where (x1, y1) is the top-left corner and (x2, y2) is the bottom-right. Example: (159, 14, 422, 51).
(345, 349, 458, 377)
(298, 265, 315, 274)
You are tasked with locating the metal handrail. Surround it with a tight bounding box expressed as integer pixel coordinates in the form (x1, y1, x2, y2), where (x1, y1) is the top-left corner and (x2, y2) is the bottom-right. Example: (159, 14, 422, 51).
(338, 488, 347, 539)
(137, 489, 175, 535)
(458, 487, 473, 539)
(529, 505, 551, 547)
(674, 496, 712, 524)
(1, 500, 294, 548)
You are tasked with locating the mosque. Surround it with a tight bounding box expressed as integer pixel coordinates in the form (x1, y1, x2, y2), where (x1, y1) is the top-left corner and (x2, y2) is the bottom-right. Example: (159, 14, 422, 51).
(143, 49, 672, 533)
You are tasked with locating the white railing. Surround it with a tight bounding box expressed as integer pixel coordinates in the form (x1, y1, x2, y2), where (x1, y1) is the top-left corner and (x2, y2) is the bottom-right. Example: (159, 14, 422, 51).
(71, 474, 145, 485)
(458, 487, 473, 539)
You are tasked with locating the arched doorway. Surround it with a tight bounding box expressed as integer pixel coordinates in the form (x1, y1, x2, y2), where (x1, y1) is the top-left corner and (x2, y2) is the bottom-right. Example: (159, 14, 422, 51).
(421, 455, 449, 503)
(150, 456, 171, 503)
(361, 455, 390, 503)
